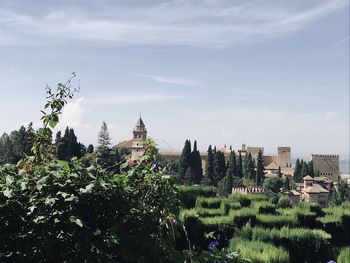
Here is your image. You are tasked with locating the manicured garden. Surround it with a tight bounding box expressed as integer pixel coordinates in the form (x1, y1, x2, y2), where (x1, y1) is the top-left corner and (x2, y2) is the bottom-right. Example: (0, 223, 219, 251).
(178, 185, 350, 263)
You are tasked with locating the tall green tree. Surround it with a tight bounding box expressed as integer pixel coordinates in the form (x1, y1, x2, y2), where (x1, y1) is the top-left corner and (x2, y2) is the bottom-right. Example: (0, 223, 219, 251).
(179, 139, 192, 181)
(256, 150, 265, 186)
(330, 177, 349, 205)
(87, 144, 94, 154)
(97, 121, 112, 153)
(301, 160, 309, 177)
(191, 140, 203, 184)
(243, 153, 255, 181)
(205, 145, 214, 185)
(213, 150, 226, 186)
(0, 133, 14, 164)
(293, 158, 303, 183)
(308, 161, 314, 177)
(236, 152, 243, 178)
(224, 150, 236, 194)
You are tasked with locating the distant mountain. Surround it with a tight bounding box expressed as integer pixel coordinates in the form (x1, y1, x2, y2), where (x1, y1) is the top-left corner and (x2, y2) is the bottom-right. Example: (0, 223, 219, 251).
(340, 159, 350, 174)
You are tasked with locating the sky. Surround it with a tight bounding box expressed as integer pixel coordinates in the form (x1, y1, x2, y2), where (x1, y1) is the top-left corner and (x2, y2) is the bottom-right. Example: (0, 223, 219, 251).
(0, 0, 349, 159)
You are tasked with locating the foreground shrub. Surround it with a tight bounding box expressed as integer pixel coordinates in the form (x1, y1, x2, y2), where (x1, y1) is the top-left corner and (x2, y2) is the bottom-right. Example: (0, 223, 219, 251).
(230, 237, 289, 263)
(195, 197, 222, 209)
(277, 196, 291, 208)
(256, 214, 298, 228)
(337, 247, 350, 263)
(249, 226, 332, 263)
(253, 201, 276, 214)
(178, 185, 216, 208)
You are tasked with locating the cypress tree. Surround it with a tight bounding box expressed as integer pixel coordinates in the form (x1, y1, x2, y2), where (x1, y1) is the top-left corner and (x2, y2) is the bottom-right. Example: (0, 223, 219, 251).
(256, 150, 265, 186)
(213, 150, 226, 186)
(243, 153, 255, 181)
(225, 151, 235, 194)
(205, 145, 214, 185)
(87, 144, 94, 154)
(301, 160, 309, 177)
(237, 152, 243, 178)
(191, 140, 203, 184)
(179, 139, 192, 180)
(293, 159, 303, 183)
(308, 161, 314, 177)
(97, 121, 111, 153)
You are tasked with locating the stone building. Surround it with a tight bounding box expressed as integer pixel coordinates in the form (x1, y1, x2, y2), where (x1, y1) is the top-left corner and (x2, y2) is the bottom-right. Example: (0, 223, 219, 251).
(114, 116, 147, 160)
(283, 175, 332, 207)
(311, 154, 339, 182)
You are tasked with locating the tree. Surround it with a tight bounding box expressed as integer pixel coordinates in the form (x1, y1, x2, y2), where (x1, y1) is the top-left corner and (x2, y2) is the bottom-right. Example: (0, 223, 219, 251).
(330, 177, 349, 205)
(0, 133, 14, 164)
(225, 151, 235, 194)
(263, 177, 284, 193)
(97, 121, 112, 153)
(301, 160, 309, 177)
(256, 150, 265, 186)
(236, 152, 243, 178)
(87, 144, 94, 154)
(213, 150, 226, 187)
(191, 140, 203, 184)
(96, 122, 119, 172)
(308, 161, 314, 177)
(179, 139, 192, 181)
(243, 153, 255, 181)
(205, 145, 214, 185)
(293, 159, 303, 183)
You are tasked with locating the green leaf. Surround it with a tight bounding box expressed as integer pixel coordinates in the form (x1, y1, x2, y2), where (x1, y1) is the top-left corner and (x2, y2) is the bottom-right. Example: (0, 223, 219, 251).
(80, 183, 94, 194)
(3, 188, 13, 198)
(5, 175, 14, 186)
(70, 216, 83, 227)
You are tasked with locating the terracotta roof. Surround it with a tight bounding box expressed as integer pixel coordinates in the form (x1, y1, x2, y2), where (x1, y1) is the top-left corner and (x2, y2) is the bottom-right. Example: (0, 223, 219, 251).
(314, 176, 332, 182)
(265, 161, 279, 170)
(114, 140, 133, 149)
(264, 171, 278, 178)
(264, 156, 278, 166)
(303, 175, 313, 180)
(281, 167, 294, 176)
(304, 184, 329, 194)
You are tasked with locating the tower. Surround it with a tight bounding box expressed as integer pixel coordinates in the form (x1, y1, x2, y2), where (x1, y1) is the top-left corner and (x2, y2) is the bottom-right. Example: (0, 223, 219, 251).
(277, 147, 291, 167)
(131, 116, 147, 159)
(311, 154, 339, 182)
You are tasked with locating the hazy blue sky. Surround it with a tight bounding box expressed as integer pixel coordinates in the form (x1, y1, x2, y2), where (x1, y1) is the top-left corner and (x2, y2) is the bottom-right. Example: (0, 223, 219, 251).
(0, 0, 349, 158)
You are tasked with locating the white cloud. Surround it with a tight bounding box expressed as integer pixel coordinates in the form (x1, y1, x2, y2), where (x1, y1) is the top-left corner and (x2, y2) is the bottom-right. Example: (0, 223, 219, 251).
(59, 97, 91, 129)
(88, 93, 183, 105)
(328, 36, 350, 49)
(134, 73, 198, 87)
(0, 0, 348, 47)
(325, 111, 338, 117)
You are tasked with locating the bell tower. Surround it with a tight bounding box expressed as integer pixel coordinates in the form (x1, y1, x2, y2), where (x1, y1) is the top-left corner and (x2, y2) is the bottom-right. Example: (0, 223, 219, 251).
(131, 115, 147, 159)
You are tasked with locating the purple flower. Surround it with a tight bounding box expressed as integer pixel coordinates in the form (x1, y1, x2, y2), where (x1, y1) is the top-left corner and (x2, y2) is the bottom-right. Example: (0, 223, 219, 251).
(327, 261, 336, 263)
(208, 240, 219, 251)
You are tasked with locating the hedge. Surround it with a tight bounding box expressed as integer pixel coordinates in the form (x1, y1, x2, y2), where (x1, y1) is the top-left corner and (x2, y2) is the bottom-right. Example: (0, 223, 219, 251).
(253, 201, 276, 214)
(195, 197, 222, 209)
(250, 226, 332, 263)
(256, 214, 298, 228)
(178, 185, 216, 208)
(230, 238, 289, 263)
(337, 247, 350, 263)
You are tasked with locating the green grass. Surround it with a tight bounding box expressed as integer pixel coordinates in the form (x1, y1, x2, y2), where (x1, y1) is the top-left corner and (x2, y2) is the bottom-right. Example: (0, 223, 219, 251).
(230, 237, 289, 263)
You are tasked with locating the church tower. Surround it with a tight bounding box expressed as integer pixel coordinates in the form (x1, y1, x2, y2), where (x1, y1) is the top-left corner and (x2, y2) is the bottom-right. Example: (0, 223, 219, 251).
(131, 116, 147, 159)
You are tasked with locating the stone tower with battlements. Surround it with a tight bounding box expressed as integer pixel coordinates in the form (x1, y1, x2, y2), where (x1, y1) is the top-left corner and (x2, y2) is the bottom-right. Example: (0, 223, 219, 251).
(277, 147, 291, 167)
(131, 116, 147, 159)
(311, 154, 339, 182)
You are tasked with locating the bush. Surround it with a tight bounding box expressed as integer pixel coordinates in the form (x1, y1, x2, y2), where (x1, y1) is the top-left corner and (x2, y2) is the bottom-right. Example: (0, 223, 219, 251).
(249, 226, 331, 263)
(277, 196, 291, 208)
(253, 201, 276, 214)
(337, 247, 350, 263)
(256, 214, 298, 228)
(230, 238, 289, 263)
(263, 177, 283, 193)
(296, 210, 317, 228)
(195, 197, 222, 209)
(230, 208, 256, 227)
(178, 185, 216, 208)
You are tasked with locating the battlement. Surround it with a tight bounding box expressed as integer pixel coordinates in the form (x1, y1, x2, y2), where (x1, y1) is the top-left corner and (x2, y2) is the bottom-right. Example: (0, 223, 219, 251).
(311, 154, 339, 158)
(232, 187, 265, 195)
